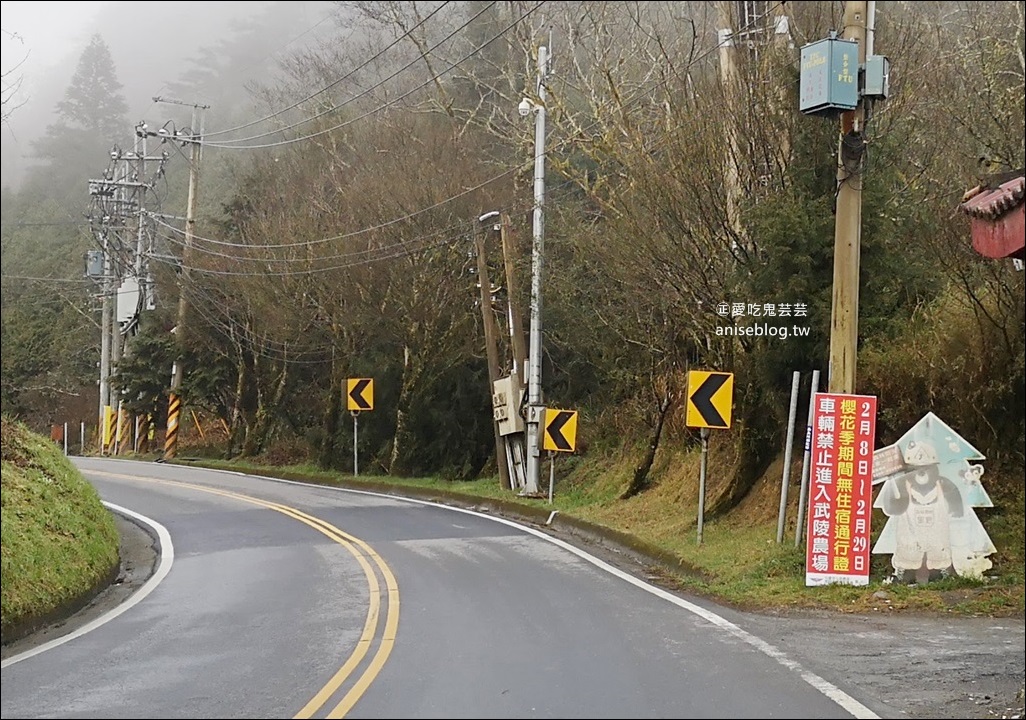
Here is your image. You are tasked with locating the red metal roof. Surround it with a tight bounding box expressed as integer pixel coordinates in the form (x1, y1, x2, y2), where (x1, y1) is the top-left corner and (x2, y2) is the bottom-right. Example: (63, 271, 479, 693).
(960, 172, 1025, 260)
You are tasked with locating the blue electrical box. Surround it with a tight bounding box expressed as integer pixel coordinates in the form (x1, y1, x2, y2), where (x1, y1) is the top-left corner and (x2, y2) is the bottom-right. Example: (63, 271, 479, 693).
(799, 37, 859, 117)
(863, 55, 890, 99)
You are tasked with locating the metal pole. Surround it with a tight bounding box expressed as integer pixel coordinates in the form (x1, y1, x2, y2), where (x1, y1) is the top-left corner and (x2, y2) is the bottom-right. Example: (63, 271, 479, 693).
(80, 421, 85, 456)
(795, 370, 821, 546)
(548, 452, 555, 504)
(63, 422, 68, 455)
(777, 371, 802, 543)
(524, 43, 549, 497)
(697, 427, 710, 544)
(353, 412, 359, 477)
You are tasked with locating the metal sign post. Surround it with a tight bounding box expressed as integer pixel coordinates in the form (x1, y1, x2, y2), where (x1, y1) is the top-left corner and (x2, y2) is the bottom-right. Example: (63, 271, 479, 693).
(777, 371, 802, 543)
(697, 427, 711, 545)
(548, 451, 556, 504)
(795, 369, 821, 546)
(543, 409, 578, 503)
(346, 378, 373, 477)
(352, 410, 360, 476)
(685, 370, 734, 546)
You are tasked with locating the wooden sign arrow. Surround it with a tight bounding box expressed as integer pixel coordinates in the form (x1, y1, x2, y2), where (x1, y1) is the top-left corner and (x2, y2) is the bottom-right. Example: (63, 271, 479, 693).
(685, 371, 734, 429)
(543, 409, 578, 452)
(347, 378, 374, 411)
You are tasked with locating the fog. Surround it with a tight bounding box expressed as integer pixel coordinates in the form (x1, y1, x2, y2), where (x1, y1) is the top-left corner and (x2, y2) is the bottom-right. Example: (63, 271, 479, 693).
(1, 0, 336, 189)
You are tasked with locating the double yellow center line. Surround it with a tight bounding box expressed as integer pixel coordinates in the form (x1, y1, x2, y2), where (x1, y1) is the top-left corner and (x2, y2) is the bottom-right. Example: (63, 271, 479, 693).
(89, 471, 398, 719)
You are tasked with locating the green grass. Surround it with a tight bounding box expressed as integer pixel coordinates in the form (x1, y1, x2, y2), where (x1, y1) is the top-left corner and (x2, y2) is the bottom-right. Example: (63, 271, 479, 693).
(1, 417, 120, 639)
(180, 446, 1025, 618)
(3, 414, 1019, 635)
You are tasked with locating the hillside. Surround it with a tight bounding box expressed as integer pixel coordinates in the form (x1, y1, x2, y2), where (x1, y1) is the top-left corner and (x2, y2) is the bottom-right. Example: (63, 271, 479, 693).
(0, 416, 120, 644)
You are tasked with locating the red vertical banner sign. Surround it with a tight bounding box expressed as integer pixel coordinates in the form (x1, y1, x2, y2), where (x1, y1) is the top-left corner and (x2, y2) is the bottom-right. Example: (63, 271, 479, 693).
(805, 392, 878, 586)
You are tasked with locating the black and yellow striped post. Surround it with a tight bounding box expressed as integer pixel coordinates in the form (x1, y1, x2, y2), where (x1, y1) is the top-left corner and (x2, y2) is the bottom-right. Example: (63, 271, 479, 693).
(116, 401, 131, 455)
(164, 393, 181, 459)
(103, 405, 116, 455)
(137, 413, 151, 453)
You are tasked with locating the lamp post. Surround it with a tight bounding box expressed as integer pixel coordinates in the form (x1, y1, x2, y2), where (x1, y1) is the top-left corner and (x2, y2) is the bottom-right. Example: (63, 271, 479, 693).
(522, 43, 549, 496)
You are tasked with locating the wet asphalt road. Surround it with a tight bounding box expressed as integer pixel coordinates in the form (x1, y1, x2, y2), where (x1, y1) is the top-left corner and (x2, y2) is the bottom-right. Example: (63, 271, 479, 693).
(3, 458, 1020, 719)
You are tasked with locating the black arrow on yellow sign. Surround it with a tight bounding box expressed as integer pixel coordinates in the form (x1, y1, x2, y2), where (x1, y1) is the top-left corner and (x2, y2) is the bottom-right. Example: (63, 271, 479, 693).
(685, 371, 734, 429)
(544, 409, 578, 452)
(347, 378, 373, 411)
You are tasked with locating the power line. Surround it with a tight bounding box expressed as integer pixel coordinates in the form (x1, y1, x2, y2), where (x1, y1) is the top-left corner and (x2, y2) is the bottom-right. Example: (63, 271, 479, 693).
(147, 4, 780, 273)
(202, 1, 454, 139)
(0, 274, 93, 284)
(148, 180, 577, 278)
(150, 162, 526, 250)
(203, 2, 541, 150)
(0, 221, 90, 228)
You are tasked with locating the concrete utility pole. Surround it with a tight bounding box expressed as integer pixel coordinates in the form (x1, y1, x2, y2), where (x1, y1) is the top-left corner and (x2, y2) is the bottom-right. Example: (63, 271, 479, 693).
(98, 227, 113, 449)
(161, 98, 208, 459)
(474, 213, 511, 491)
(828, 1, 869, 393)
(524, 42, 549, 497)
(92, 144, 149, 451)
(133, 130, 147, 297)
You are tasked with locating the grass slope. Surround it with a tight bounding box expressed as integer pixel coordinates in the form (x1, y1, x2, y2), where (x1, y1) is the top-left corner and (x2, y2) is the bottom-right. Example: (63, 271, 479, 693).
(1, 416, 119, 642)
(182, 439, 1025, 618)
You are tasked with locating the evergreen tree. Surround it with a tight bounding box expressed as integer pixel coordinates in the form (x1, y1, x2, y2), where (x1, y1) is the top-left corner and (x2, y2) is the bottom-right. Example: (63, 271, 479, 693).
(55, 34, 129, 141)
(1, 34, 129, 427)
(27, 34, 128, 199)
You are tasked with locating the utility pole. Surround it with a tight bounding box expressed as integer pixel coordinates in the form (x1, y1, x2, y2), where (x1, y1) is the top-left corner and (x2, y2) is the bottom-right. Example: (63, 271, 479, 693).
(91, 144, 143, 452)
(828, 1, 869, 394)
(98, 226, 113, 451)
(524, 41, 549, 497)
(160, 97, 208, 459)
(474, 213, 511, 491)
(133, 128, 147, 302)
(117, 125, 149, 455)
(500, 212, 528, 383)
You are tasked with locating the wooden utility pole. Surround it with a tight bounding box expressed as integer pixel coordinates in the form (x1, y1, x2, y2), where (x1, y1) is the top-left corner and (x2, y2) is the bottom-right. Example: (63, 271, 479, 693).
(499, 213, 528, 383)
(828, 1, 869, 393)
(162, 99, 207, 459)
(474, 216, 511, 491)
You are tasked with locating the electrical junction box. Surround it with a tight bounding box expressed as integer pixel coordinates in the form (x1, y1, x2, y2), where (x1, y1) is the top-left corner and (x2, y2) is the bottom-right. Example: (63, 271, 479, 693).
(863, 55, 890, 99)
(799, 37, 859, 117)
(85, 250, 104, 278)
(492, 375, 525, 436)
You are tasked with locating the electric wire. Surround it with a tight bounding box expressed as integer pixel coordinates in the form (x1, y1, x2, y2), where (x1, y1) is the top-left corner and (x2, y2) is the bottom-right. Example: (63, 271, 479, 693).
(202, 2, 541, 149)
(159, 1, 778, 266)
(69, 1, 783, 361)
(202, 1, 454, 139)
(148, 180, 577, 277)
(139, 6, 786, 368)
(148, 163, 524, 252)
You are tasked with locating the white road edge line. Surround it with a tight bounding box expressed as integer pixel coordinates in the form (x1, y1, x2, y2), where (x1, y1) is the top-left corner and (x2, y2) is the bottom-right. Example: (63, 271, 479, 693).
(60, 459, 880, 719)
(215, 466, 881, 720)
(1, 502, 174, 669)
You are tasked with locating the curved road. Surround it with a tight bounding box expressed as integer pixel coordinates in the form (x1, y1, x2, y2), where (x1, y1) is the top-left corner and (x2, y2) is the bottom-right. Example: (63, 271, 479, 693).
(1, 458, 895, 719)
